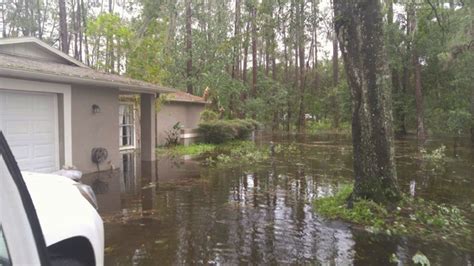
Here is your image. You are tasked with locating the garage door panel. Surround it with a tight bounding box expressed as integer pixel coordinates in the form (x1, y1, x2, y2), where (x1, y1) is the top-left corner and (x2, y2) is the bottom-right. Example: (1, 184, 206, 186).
(0, 90, 59, 173)
(33, 95, 55, 110)
(33, 120, 54, 134)
(10, 145, 29, 160)
(3, 120, 30, 135)
(33, 144, 54, 158)
(3, 94, 33, 113)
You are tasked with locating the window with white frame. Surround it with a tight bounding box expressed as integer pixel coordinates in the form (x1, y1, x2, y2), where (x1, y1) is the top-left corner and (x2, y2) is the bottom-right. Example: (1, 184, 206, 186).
(119, 103, 135, 149)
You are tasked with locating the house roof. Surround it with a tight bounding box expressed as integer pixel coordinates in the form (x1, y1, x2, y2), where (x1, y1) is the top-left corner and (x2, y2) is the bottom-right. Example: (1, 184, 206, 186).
(166, 91, 209, 104)
(0, 37, 176, 94)
(0, 37, 90, 68)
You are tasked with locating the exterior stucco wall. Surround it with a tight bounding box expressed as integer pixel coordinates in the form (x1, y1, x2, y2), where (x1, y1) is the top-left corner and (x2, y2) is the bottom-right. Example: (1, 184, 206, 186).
(156, 102, 206, 146)
(185, 104, 205, 127)
(71, 85, 120, 174)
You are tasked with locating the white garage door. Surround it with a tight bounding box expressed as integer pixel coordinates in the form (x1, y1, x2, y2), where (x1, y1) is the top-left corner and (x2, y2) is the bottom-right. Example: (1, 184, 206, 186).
(0, 90, 59, 173)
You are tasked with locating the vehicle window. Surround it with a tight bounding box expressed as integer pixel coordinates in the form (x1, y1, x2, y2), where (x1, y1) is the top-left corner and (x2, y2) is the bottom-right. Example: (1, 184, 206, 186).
(0, 225, 12, 266)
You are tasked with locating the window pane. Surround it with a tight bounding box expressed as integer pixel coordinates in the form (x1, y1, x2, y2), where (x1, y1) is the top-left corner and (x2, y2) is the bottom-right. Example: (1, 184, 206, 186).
(119, 104, 135, 147)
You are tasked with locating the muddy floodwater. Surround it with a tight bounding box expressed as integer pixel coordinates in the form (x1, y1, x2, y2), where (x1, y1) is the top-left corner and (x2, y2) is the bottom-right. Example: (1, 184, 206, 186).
(82, 133, 473, 265)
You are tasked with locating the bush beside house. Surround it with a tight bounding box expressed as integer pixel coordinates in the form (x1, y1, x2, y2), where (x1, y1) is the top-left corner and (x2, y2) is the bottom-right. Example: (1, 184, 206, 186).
(198, 119, 261, 144)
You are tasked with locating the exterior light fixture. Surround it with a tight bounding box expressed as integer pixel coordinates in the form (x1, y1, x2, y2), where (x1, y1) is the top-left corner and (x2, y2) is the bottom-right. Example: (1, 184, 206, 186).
(92, 104, 101, 114)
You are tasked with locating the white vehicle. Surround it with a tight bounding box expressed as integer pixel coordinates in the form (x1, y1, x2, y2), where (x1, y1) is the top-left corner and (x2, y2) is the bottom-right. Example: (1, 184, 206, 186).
(0, 131, 104, 266)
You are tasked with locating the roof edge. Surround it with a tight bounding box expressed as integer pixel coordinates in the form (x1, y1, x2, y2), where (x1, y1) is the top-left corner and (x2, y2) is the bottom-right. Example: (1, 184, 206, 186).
(0, 37, 90, 68)
(0, 67, 176, 94)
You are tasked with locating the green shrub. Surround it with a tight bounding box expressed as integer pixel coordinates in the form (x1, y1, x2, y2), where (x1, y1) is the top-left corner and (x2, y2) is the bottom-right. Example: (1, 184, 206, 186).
(229, 119, 254, 139)
(200, 109, 219, 122)
(198, 121, 236, 143)
(198, 119, 259, 144)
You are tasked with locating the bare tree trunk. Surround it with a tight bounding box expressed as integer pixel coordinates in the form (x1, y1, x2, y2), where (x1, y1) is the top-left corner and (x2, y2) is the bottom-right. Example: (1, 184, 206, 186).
(282, 15, 290, 132)
(240, 20, 250, 118)
(470, 0, 474, 144)
(332, 36, 339, 85)
(81, 0, 90, 65)
(58, 0, 68, 53)
(242, 22, 250, 84)
(413, 53, 427, 143)
(37, 0, 43, 39)
(334, 0, 401, 204)
(331, 1, 340, 128)
(387, 0, 405, 136)
(251, 3, 257, 98)
(77, 0, 82, 61)
(185, 0, 193, 94)
(72, 0, 79, 60)
(409, 3, 427, 145)
(232, 0, 241, 79)
(297, 0, 306, 132)
(312, 0, 319, 91)
(1, 1, 7, 37)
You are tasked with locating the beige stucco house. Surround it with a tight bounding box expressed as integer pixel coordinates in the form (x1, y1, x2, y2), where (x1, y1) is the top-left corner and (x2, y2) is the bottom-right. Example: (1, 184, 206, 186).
(156, 91, 208, 146)
(0, 37, 175, 174)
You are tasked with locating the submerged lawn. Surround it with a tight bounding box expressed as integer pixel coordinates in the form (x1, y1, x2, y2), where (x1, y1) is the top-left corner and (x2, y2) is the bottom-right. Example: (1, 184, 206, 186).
(156, 141, 269, 166)
(313, 184, 472, 251)
(156, 143, 217, 156)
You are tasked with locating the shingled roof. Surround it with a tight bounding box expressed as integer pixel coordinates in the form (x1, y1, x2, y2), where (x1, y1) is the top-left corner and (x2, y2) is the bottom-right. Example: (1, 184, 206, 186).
(167, 90, 209, 104)
(0, 37, 176, 94)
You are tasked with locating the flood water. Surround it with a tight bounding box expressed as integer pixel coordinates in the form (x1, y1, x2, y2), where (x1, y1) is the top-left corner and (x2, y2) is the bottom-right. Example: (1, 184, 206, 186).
(82, 133, 473, 265)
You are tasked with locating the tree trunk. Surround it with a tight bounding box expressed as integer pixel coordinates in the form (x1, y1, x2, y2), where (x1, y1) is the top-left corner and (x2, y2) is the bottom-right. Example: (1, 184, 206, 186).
(334, 0, 401, 204)
(409, 3, 427, 145)
(185, 0, 193, 94)
(331, 2, 340, 128)
(332, 35, 339, 85)
(251, 3, 257, 98)
(58, 0, 68, 53)
(470, 0, 474, 144)
(77, 0, 82, 61)
(297, 0, 306, 133)
(242, 21, 250, 84)
(37, 0, 43, 39)
(413, 55, 427, 144)
(387, 0, 405, 136)
(312, 0, 319, 91)
(81, 0, 90, 66)
(232, 0, 241, 79)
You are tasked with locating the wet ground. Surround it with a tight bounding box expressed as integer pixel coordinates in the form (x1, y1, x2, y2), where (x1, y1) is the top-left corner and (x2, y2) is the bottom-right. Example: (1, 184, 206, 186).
(82, 133, 473, 265)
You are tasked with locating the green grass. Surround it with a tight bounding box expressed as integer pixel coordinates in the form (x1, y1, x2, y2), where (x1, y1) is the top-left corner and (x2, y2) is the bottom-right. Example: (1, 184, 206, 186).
(204, 140, 269, 166)
(307, 119, 351, 134)
(156, 143, 217, 156)
(313, 184, 386, 228)
(155, 140, 264, 160)
(313, 184, 472, 250)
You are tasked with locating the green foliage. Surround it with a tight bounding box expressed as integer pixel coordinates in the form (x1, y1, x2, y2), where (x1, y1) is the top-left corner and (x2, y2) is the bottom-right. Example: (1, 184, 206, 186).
(198, 121, 237, 144)
(412, 251, 430, 266)
(86, 13, 133, 73)
(198, 119, 260, 144)
(157, 143, 217, 156)
(3, 0, 473, 136)
(204, 141, 269, 166)
(164, 122, 182, 147)
(307, 119, 351, 134)
(446, 110, 472, 136)
(420, 145, 446, 162)
(389, 253, 400, 264)
(313, 184, 472, 249)
(313, 184, 387, 228)
(200, 110, 219, 122)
